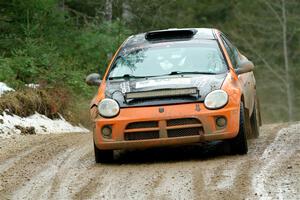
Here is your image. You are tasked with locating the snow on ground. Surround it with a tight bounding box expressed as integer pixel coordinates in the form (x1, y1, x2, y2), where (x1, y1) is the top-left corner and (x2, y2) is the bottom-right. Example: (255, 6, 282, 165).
(0, 111, 89, 138)
(0, 82, 14, 96)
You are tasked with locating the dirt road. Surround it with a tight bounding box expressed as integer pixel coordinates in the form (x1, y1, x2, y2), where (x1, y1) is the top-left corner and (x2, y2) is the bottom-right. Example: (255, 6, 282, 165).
(0, 123, 299, 200)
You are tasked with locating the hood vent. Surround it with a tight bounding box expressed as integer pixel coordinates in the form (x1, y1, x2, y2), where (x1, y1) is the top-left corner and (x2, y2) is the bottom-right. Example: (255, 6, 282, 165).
(145, 29, 197, 41)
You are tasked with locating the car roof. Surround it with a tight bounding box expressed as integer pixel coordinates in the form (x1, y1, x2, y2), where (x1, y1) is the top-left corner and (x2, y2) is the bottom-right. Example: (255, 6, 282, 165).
(123, 28, 216, 49)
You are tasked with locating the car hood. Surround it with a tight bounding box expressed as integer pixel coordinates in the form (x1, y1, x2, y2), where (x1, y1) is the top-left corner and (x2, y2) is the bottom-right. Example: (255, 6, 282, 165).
(105, 73, 228, 107)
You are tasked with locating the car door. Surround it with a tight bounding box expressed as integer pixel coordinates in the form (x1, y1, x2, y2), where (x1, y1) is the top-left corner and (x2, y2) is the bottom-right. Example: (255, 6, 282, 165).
(220, 34, 255, 116)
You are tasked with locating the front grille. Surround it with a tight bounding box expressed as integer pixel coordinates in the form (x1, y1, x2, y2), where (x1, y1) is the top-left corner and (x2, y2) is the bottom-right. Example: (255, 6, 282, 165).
(123, 117, 203, 141)
(124, 131, 159, 140)
(167, 118, 200, 126)
(126, 121, 158, 129)
(167, 127, 203, 137)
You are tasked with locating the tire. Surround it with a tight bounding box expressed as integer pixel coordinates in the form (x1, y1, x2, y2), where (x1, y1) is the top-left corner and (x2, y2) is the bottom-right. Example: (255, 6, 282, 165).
(94, 143, 113, 163)
(250, 98, 260, 138)
(229, 102, 248, 155)
(257, 97, 262, 126)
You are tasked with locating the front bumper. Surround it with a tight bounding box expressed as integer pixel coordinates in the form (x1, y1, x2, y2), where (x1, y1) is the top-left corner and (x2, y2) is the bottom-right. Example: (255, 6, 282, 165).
(94, 102, 240, 150)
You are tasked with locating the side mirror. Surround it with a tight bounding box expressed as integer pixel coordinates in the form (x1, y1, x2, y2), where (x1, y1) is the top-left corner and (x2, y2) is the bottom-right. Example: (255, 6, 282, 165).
(86, 73, 101, 86)
(235, 61, 254, 75)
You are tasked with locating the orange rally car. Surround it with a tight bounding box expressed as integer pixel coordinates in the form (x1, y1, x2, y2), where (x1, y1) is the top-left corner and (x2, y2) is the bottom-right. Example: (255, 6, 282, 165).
(86, 28, 261, 163)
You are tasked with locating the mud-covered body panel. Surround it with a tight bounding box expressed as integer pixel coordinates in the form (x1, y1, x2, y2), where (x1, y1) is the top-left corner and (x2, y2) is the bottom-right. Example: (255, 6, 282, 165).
(105, 73, 227, 107)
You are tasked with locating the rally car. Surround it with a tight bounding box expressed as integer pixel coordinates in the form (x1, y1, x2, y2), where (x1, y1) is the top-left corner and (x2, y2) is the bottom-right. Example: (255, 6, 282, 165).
(86, 28, 261, 163)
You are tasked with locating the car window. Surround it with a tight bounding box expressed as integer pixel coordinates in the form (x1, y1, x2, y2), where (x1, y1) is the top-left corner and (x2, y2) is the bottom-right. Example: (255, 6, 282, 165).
(221, 34, 239, 69)
(108, 40, 227, 79)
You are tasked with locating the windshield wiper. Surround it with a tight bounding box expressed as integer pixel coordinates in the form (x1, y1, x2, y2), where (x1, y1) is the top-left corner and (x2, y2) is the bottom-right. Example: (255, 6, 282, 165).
(108, 74, 148, 80)
(109, 71, 218, 80)
(167, 71, 218, 75)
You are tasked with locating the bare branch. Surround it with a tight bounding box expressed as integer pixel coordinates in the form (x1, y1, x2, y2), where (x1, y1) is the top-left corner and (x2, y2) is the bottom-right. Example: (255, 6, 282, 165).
(230, 31, 287, 85)
(261, 0, 283, 25)
(258, 82, 286, 93)
(288, 29, 297, 42)
(64, 6, 94, 20)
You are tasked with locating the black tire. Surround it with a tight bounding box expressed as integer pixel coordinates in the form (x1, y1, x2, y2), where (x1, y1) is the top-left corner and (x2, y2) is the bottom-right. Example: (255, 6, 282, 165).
(250, 98, 260, 138)
(257, 97, 262, 126)
(229, 102, 248, 155)
(94, 143, 113, 163)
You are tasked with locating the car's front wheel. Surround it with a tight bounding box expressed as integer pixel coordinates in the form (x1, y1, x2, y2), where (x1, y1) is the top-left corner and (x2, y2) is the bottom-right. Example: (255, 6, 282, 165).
(94, 143, 113, 163)
(229, 102, 248, 155)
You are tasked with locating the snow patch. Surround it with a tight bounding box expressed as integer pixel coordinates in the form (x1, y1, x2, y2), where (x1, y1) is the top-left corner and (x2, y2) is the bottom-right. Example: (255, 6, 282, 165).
(0, 111, 89, 138)
(25, 83, 40, 89)
(0, 82, 14, 96)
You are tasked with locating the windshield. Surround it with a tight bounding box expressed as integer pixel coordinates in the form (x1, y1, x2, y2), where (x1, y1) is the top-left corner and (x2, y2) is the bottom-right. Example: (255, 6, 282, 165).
(108, 40, 227, 79)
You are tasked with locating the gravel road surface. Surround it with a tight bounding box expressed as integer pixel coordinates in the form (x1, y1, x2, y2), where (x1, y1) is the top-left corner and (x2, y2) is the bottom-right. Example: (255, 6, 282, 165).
(0, 123, 299, 200)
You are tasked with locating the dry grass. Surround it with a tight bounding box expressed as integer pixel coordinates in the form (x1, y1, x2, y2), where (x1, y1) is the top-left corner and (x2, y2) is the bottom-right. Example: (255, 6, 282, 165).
(0, 88, 70, 119)
(66, 98, 91, 128)
(0, 87, 92, 129)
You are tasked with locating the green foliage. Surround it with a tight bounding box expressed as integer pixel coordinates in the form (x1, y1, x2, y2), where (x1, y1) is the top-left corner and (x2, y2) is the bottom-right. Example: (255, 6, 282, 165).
(1, 0, 299, 123)
(0, 0, 131, 97)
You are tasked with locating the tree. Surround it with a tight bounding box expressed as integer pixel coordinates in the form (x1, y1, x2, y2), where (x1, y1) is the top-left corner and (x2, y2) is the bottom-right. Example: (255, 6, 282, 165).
(225, 0, 300, 122)
(105, 0, 113, 22)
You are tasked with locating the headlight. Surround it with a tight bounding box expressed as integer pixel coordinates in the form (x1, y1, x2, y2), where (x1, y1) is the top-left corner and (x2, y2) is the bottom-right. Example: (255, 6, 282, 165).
(98, 98, 120, 117)
(204, 90, 228, 109)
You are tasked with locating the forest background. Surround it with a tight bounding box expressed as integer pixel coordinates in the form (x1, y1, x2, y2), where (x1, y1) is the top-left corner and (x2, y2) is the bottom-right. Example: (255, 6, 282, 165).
(1, 0, 300, 124)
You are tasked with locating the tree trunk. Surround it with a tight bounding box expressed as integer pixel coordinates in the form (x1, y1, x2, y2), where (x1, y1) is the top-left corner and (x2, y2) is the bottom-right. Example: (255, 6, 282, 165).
(105, 0, 113, 22)
(282, 0, 293, 121)
(122, 0, 131, 22)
